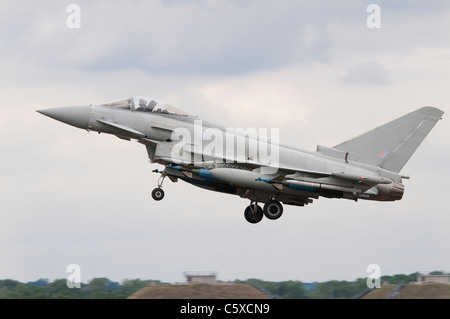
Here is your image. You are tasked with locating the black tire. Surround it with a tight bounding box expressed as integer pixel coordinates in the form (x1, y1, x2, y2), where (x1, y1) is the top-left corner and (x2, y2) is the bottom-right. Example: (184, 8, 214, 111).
(151, 188, 165, 201)
(263, 200, 283, 220)
(244, 204, 263, 224)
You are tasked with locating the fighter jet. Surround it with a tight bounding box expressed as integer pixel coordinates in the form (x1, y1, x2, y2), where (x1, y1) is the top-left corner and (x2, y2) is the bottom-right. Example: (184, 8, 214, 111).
(37, 96, 444, 223)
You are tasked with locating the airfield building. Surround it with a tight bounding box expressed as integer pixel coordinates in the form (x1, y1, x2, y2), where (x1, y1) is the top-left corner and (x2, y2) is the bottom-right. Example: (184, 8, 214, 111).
(416, 274, 450, 284)
(184, 271, 217, 284)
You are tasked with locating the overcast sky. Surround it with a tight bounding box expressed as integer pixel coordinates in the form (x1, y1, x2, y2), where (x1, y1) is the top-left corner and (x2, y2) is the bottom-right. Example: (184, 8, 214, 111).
(1, 0, 449, 285)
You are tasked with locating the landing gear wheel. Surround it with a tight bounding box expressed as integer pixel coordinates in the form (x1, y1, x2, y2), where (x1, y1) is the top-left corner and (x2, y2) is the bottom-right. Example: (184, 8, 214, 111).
(244, 204, 263, 224)
(263, 200, 283, 220)
(151, 188, 165, 201)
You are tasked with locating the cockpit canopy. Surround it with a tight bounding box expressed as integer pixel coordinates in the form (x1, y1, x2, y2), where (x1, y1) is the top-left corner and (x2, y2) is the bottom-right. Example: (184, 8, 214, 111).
(100, 96, 190, 116)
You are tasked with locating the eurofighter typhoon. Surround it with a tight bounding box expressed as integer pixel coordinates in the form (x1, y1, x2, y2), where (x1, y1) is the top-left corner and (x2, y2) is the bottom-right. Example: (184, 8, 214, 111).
(37, 97, 444, 223)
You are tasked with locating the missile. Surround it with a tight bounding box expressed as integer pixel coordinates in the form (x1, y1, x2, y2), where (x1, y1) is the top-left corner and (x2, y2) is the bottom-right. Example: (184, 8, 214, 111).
(256, 176, 363, 194)
(331, 172, 392, 184)
(285, 179, 362, 194)
(208, 168, 278, 191)
(170, 166, 385, 196)
(193, 168, 221, 182)
(166, 164, 221, 182)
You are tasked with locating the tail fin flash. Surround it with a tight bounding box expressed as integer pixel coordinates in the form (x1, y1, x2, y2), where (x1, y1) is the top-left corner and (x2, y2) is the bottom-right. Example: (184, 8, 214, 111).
(333, 107, 444, 173)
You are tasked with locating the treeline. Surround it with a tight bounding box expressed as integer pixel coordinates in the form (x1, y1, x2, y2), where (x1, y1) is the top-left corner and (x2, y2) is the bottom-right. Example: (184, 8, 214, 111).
(0, 271, 446, 299)
(239, 272, 433, 299)
(0, 278, 155, 299)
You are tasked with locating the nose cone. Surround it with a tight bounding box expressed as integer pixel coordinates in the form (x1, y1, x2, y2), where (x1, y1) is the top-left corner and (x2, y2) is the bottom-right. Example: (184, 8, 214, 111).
(37, 106, 91, 129)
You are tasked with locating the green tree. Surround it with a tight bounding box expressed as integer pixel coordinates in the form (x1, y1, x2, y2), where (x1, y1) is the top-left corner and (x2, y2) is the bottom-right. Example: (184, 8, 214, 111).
(381, 272, 418, 284)
(277, 281, 308, 299)
(87, 278, 110, 291)
(119, 279, 149, 295)
(309, 279, 367, 299)
(47, 278, 82, 298)
(236, 279, 280, 298)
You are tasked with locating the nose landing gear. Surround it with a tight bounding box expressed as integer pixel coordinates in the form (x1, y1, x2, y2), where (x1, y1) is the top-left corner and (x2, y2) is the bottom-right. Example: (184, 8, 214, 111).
(151, 168, 166, 201)
(151, 187, 164, 201)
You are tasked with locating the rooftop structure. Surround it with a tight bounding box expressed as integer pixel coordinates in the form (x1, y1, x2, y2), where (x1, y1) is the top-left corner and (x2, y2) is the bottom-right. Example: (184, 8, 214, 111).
(416, 274, 450, 285)
(184, 271, 218, 284)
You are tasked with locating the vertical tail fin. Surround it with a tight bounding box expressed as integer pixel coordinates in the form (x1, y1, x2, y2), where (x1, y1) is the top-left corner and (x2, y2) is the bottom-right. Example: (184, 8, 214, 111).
(333, 107, 444, 173)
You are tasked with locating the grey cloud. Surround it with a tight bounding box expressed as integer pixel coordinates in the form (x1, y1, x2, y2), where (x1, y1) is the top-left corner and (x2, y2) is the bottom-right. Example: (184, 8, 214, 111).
(376, 0, 450, 13)
(0, 1, 339, 76)
(3, 1, 450, 78)
(344, 61, 389, 85)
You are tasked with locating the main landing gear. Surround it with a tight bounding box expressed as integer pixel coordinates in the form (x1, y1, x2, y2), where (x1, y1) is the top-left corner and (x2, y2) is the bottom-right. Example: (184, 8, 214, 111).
(151, 166, 284, 224)
(244, 200, 283, 224)
(151, 168, 166, 201)
(263, 200, 283, 220)
(244, 203, 263, 224)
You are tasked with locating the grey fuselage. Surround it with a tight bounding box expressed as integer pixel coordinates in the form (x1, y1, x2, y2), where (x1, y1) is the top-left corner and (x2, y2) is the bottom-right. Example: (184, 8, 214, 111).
(38, 97, 444, 216)
(84, 104, 403, 205)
